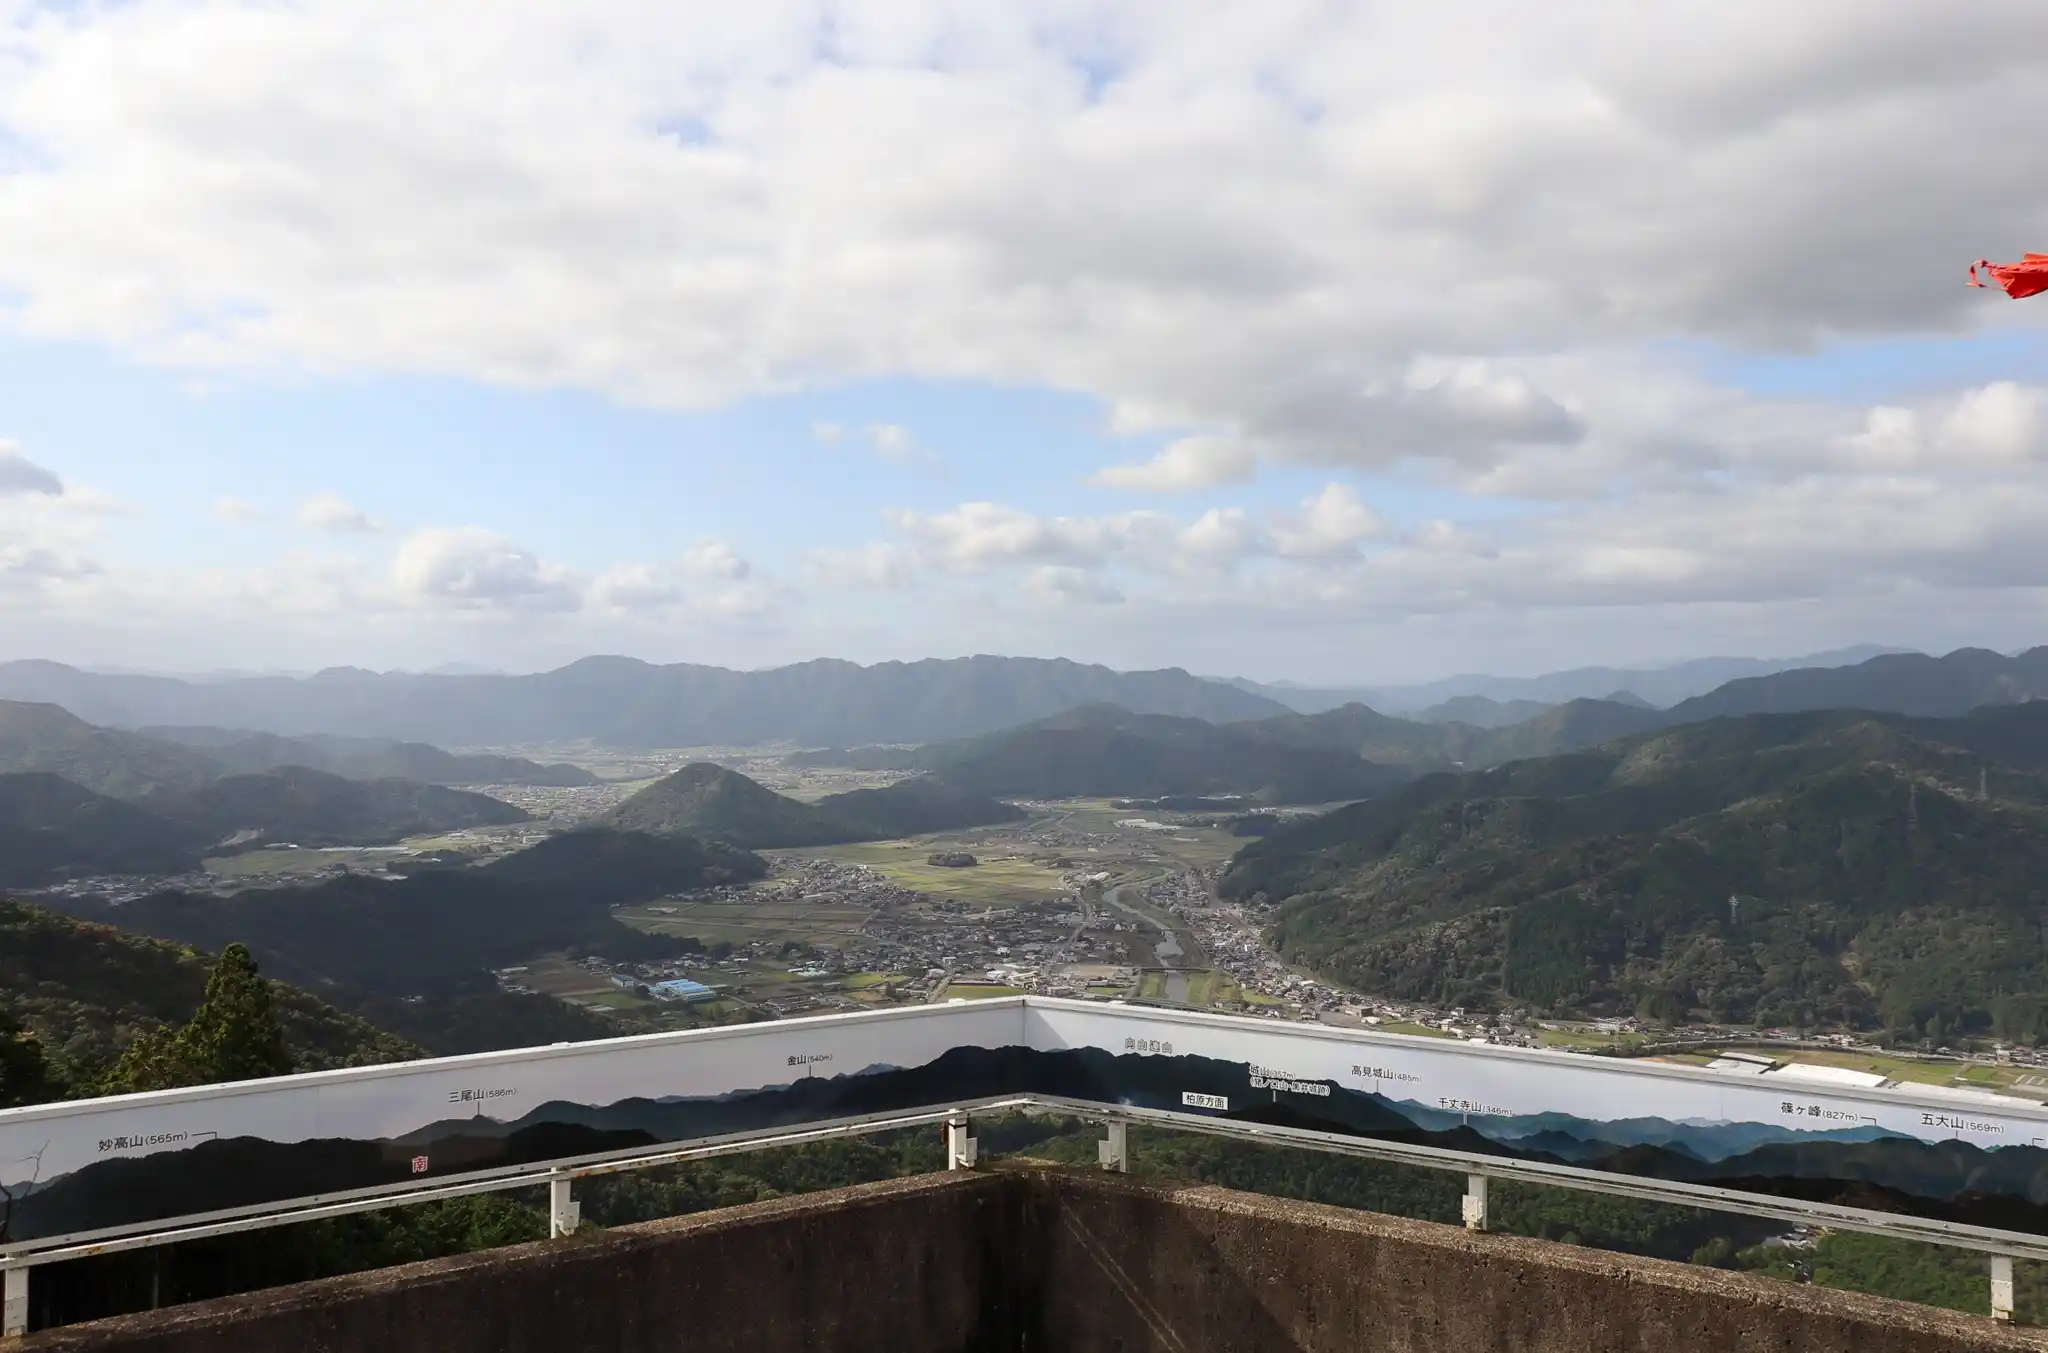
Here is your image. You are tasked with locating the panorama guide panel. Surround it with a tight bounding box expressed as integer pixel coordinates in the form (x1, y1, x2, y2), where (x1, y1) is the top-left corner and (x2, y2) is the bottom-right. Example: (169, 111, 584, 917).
(5, 997, 2047, 1251)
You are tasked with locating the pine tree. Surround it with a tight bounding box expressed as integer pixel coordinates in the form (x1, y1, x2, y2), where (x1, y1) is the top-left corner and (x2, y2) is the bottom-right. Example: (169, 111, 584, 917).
(103, 943, 293, 1094)
(181, 943, 293, 1084)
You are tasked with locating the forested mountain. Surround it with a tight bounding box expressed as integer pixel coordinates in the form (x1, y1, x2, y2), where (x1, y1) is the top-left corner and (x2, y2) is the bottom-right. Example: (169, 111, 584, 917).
(1666, 646, 2048, 721)
(879, 704, 1409, 803)
(0, 655, 1287, 747)
(0, 900, 418, 1088)
(813, 776, 1027, 838)
(0, 773, 207, 885)
(0, 700, 220, 797)
(602, 764, 865, 846)
(1226, 646, 1906, 714)
(46, 828, 768, 1000)
(140, 726, 600, 786)
(600, 763, 1021, 847)
(1222, 706, 2048, 1040)
(1411, 695, 1556, 728)
(1216, 697, 1670, 774)
(138, 765, 530, 847)
(1, 701, 594, 807)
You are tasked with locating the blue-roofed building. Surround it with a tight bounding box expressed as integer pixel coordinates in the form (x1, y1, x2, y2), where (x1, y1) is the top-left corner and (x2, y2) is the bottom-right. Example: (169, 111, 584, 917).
(649, 978, 717, 1003)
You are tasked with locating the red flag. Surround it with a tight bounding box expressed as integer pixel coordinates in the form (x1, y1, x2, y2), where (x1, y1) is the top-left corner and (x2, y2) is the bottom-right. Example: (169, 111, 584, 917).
(1969, 253, 2048, 300)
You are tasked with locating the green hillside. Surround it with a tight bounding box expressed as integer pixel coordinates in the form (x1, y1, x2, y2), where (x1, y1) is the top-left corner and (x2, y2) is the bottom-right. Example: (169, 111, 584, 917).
(896, 704, 1407, 803)
(0, 899, 418, 1088)
(793, 696, 1675, 787)
(142, 726, 601, 787)
(602, 763, 1021, 847)
(1243, 697, 1671, 771)
(602, 762, 865, 846)
(140, 764, 531, 847)
(811, 776, 1026, 836)
(48, 828, 767, 1000)
(0, 772, 207, 885)
(0, 700, 221, 798)
(1223, 709, 2048, 1040)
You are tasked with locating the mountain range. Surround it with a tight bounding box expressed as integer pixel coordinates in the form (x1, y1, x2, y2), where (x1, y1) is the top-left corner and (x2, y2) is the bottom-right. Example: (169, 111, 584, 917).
(0, 700, 596, 798)
(598, 763, 1023, 848)
(139, 726, 599, 786)
(7, 645, 2047, 762)
(1222, 702, 2048, 1041)
(1227, 645, 1912, 714)
(797, 704, 1412, 804)
(0, 655, 1288, 747)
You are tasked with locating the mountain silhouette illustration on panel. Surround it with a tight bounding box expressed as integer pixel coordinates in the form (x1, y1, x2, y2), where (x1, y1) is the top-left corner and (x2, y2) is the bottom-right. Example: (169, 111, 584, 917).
(10, 1046, 2048, 1244)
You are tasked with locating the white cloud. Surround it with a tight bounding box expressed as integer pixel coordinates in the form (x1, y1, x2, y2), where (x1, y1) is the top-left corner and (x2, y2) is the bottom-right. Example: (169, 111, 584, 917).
(1173, 507, 1262, 573)
(7, 3, 2048, 674)
(1272, 483, 1385, 558)
(589, 561, 682, 611)
(1836, 382, 2047, 472)
(212, 496, 264, 523)
(809, 542, 917, 590)
(887, 501, 1179, 572)
(1090, 435, 1257, 492)
(0, 442, 62, 496)
(295, 491, 381, 534)
(389, 527, 581, 610)
(865, 424, 911, 458)
(1023, 565, 1123, 607)
(590, 544, 778, 620)
(681, 538, 751, 580)
(3, 0, 2042, 494)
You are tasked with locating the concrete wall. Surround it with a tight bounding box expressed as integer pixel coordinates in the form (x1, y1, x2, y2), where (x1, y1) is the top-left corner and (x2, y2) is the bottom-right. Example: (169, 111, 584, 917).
(15, 1172, 1043, 1353)
(18, 1165, 2048, 1353)
(1037, 1170, 2048, 1353)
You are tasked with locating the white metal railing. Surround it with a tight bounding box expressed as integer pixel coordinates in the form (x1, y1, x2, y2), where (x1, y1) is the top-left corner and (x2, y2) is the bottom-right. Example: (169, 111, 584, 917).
(4, 1092, 2041, 1336)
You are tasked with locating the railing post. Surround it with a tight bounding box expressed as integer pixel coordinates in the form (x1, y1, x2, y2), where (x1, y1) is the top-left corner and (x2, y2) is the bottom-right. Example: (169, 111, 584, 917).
(1098, 1120, 1129, 1172)
(1991, 1254, 2015, 1322)
(945, 1113, 977, 1169)
(3, 1265, 27, 1339)
(548, 1172, 580, 1238)
(1463, 1173, 1488, 1232)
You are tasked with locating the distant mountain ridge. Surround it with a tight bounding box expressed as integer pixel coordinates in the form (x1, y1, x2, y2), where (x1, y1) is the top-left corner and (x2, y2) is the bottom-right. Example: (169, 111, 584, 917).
(0, 655, 1289, 748)
(835, 704, 1411, 804)
(139, 726, 600, 787)
(1664, 647, 2048, 721)
(1228, 645, 1911, 714)
(0, 700, 221, 798)
(0, 700, 595, 796)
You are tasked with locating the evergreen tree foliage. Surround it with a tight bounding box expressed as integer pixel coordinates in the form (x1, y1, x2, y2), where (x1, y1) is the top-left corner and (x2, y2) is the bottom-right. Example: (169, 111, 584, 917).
(103, 943, 293, 1094)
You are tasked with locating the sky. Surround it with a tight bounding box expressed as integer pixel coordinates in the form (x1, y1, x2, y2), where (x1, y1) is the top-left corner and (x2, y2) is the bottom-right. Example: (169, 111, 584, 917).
(2, 1, 2048, 685)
